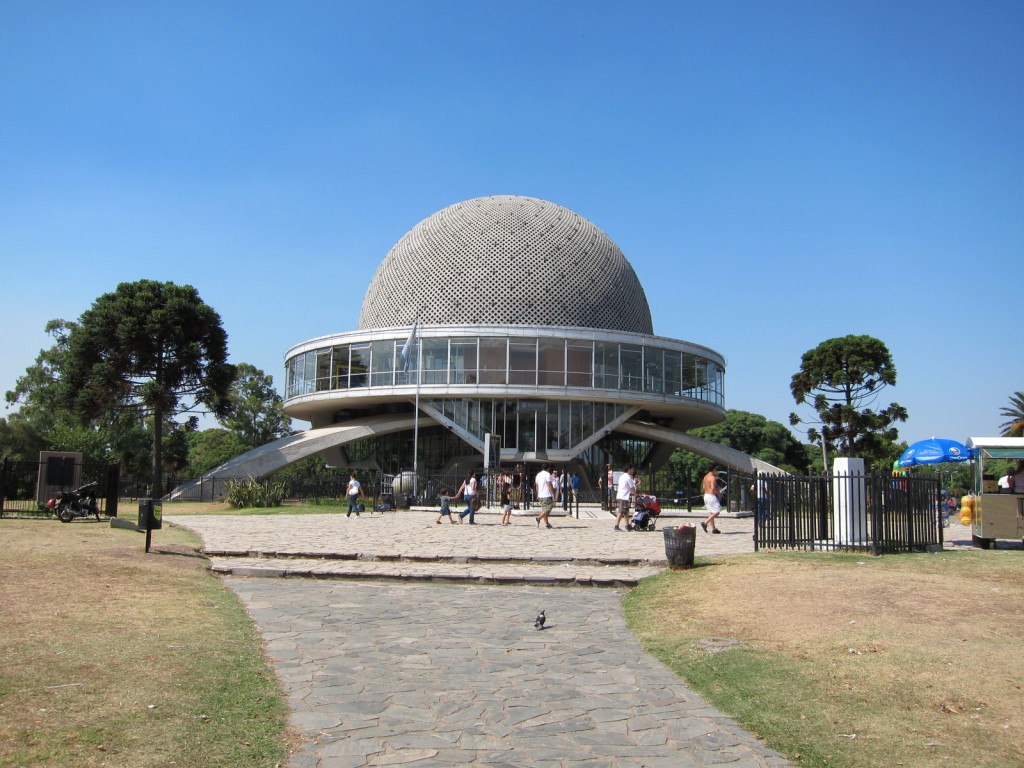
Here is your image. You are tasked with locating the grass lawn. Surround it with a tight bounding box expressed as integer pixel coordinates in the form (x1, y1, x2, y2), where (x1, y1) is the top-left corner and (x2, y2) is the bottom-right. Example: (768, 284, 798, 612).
(0, 518, 292, 768)
(624, 549, 1024, 768)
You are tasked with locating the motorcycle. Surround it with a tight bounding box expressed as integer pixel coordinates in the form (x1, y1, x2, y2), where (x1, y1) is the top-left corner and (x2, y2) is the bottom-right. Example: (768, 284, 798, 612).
(49, 480, 102, 522)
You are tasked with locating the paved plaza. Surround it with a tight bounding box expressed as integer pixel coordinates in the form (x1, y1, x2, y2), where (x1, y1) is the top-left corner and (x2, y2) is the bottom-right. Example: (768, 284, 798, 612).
(172, 506, 757, 587)
(167, 507, 978, 768)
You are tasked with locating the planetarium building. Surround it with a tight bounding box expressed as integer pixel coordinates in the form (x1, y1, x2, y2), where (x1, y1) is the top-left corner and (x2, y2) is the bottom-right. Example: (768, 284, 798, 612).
(187, 195, 779, 496)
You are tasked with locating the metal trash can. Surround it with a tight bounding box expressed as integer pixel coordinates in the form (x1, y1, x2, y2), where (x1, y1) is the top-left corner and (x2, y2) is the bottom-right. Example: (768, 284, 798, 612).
(138, 498, 162, 530)
(663, 525, 696, 569)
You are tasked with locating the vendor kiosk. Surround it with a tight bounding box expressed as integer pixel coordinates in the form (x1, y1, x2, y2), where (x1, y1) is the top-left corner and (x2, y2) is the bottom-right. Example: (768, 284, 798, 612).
(966, 436, 1024, 549)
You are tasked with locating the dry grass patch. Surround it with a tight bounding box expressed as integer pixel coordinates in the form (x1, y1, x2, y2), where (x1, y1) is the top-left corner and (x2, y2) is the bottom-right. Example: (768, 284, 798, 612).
(0, 519, 291, 767)
(625, 550, 1024, 768)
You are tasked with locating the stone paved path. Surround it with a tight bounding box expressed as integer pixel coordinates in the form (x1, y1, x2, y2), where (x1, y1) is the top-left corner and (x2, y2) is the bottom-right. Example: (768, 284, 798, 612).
(170, 507, 758, 587)
(166, 510, 975, 767)
(228, 578, 791, 768)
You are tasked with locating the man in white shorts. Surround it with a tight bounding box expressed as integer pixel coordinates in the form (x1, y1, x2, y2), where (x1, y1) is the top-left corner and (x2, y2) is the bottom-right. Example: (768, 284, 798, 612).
(701, 465, 722, 534)
(535, 463, 555, 529)
(613, 465, 637, 531)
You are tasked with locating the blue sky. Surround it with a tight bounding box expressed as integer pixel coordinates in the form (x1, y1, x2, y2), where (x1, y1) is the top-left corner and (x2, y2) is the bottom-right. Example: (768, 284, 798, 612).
(2, 1, 1021, 447)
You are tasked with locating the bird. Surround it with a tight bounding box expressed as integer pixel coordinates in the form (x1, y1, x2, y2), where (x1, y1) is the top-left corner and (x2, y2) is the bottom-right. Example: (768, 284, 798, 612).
(534, 610, 546, 630)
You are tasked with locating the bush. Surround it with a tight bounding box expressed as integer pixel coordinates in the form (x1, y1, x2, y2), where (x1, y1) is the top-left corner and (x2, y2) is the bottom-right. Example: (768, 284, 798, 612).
(225, 477, 286, 508)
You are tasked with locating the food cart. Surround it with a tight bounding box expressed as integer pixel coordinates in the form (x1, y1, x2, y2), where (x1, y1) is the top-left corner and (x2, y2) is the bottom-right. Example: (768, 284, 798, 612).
(965, 436, 1024, 548)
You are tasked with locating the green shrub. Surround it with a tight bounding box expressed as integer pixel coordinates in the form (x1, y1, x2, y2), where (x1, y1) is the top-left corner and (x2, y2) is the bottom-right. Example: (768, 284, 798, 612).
(225, 477, 286, 508)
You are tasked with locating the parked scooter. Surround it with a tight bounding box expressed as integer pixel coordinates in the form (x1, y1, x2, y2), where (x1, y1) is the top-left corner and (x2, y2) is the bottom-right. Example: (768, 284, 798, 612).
(49, 481, 101, 522)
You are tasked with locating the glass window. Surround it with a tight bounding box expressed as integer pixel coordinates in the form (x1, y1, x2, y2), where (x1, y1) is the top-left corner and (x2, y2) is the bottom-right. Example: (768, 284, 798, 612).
(594, 342, 617, 389)
(349, 344, 370, 388)
(620, 344, 643, 391)
(315, 350, 330, 391)
(285, 356, 297, 397)
(692, 356, 709, 400)
(709, 363, 725, 405)
(578, 400, 592, 445)
(645, 348, 664, 394)
(664, 350, 682, 396)
(545, 402, 558, 450)
(421, 338, 448, 385)
(566, 341, 592, 387)
(478, 338, 506, 385)
(517, 408, 535, 453)
(682, 353, 698, 398)
(558, 401, 571, 449)
(450, 338, 478, 384)
(328, 347, 346, 390)
(370, 340, 395, 387)
(509, 339, 537, 385)
(538, 339, 564, 386)
(500, 400, 517, 450)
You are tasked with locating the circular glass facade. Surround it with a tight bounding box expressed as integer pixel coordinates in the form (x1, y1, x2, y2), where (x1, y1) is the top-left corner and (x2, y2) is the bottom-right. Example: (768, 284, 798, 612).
(284, 325, 725, 451)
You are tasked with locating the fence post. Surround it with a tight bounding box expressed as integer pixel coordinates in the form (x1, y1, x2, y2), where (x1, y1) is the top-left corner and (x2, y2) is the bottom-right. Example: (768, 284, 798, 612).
(0, 457, 8, 518)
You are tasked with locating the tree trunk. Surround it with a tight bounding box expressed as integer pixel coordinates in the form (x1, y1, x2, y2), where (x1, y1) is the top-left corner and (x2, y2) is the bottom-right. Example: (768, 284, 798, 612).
(152, 404, 163, 499)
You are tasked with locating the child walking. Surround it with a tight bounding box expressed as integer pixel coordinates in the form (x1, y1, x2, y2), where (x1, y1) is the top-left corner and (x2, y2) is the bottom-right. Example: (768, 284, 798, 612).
(500, 483, 512, 526)
(436, 487, 458, 524)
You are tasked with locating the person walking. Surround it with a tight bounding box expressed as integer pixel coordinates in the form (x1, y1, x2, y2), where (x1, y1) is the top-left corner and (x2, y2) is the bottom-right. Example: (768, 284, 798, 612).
(701, 465, 723, 534)
(456, 471, 478, 524)
(606, 464, 615, 511)
(435, 486, 458, 524)
(346, 473, 364, 518)
(613, 465, 637, 531)
(500, 482, 512, 526)
(535, 463, 555, 528)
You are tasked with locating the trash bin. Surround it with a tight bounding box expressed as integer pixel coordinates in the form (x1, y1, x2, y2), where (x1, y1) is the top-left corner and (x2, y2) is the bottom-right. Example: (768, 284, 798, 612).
(138, 498, 162, 530)
(663, 525, 695, 569)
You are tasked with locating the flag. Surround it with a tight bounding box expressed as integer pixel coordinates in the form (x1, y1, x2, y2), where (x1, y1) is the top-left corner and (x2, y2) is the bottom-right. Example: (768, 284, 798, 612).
(400, 321, 418, 373)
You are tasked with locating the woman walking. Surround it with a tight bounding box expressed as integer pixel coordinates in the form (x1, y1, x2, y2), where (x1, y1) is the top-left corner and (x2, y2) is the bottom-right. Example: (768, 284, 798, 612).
(456, 471, 478, 524)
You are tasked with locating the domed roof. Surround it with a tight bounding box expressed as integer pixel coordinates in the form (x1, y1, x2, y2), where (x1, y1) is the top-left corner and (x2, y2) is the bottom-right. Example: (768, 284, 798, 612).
(358, 196, 653, 334)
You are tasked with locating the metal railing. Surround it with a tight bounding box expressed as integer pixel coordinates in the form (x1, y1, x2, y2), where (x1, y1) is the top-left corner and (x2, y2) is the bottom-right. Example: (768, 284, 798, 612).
(754, 472, 942, 554)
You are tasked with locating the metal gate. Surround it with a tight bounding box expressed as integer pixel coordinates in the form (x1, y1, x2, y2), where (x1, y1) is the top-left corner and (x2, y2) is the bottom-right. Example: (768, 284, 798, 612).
(753, 471, 942, 554)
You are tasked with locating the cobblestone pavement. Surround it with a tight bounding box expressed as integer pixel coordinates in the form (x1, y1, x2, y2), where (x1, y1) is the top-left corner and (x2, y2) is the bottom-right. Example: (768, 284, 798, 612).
(169, 509, 975, 767)
(229, 578, 791, 768)
(169, 506, 758, 586)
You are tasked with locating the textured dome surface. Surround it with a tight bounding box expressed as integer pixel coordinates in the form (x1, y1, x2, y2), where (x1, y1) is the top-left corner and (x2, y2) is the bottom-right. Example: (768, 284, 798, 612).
(358, 196, 653, 334)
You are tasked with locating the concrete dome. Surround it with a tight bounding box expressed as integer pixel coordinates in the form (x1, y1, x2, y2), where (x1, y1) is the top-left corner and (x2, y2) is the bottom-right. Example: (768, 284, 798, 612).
(358, 196, 654, 334)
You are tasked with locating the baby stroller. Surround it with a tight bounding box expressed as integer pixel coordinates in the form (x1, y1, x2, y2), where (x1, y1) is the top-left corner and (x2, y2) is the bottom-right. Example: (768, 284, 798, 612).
(627, 493, 661, 531)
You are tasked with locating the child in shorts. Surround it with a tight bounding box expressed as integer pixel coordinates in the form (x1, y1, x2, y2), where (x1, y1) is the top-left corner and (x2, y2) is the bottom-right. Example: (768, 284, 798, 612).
(436, 487, 457, 524)
(500, 483, 512, 526)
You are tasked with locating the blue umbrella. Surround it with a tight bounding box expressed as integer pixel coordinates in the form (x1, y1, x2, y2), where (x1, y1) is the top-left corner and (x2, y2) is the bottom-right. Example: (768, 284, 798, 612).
(897, 438, 972, 467)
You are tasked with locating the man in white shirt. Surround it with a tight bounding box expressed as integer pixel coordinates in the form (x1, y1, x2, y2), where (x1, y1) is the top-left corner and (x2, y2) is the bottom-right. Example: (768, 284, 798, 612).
(346, 473, 364, 518)
(535, 464, 555, 529)
(613, 465, 637, 531)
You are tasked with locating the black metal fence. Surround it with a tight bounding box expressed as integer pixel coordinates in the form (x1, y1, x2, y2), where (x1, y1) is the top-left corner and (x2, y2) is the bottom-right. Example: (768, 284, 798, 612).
(0, 459, 121, 519)
(754, 471, 942, 554)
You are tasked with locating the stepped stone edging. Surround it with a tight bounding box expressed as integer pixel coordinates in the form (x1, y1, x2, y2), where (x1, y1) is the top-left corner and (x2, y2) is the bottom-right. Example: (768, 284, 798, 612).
(210, 562, 650, 587)
(203, 548, 666, 567)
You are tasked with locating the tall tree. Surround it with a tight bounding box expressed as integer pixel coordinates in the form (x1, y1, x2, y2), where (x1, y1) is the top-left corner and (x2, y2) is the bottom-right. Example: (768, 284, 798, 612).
(999, 391, 1024, 437)
(61, 281, 235, 496)
(186, 428, 249, 476)
(661, 410, 813, 486)
(217, 363, 290, 448)
(789, 334, 907, 468)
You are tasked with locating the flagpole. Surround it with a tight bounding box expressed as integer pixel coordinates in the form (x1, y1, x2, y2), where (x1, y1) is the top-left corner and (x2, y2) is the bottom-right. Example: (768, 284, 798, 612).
(400, 321, 420, 500)
(412, 330, 421, 499)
